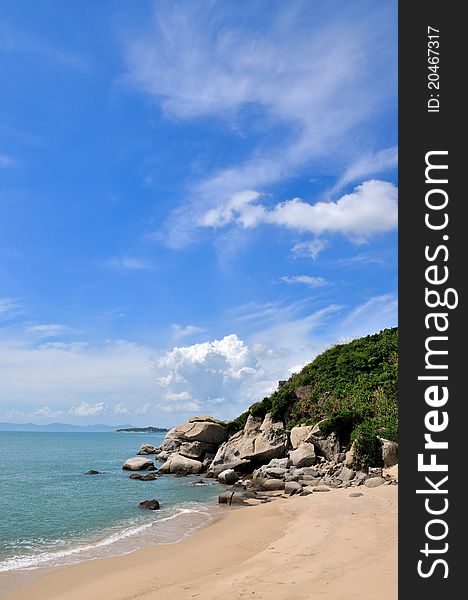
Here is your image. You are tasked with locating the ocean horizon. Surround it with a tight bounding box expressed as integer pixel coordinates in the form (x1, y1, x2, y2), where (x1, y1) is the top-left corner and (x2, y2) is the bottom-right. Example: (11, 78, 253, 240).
(0, 431, 223, 594)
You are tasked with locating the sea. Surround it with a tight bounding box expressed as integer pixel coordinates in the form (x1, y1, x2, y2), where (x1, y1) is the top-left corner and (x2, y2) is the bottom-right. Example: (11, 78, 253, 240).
(0, 431, 224, 594)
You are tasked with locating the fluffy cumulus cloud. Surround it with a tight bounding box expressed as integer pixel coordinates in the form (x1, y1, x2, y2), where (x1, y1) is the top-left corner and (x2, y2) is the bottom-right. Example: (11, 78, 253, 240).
(200, 180, 397, 240)
(153, 334, 269, 416)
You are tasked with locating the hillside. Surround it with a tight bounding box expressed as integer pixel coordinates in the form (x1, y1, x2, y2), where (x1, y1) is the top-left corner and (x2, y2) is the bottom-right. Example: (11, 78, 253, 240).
(227, 327, 398, 467)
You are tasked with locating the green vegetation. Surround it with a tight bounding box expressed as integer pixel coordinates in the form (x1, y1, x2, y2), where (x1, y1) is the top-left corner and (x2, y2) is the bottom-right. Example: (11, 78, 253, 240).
(224, 328, 398, 467)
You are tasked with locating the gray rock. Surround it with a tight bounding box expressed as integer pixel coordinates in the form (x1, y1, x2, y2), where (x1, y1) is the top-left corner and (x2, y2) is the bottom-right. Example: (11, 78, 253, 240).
(337, 466, 355, 482)
(158, 453, 203, 475)
(349, 492, 364, 497)
(284, 473, 300, 482)
(129, 473, 142, 480)
(364, 477, 385, 488)
(140, 473, 158, 481)
(218, 469, 239, 485)
(137, 443, 157, 455)
(284, 481, 302, 496)
(209, 413, 287, 475)
(261, 479, 285, 491)
(122, 457, 156, 471)
(368, 467, 383, 478)
(379, 438, 398, 468)
(335, 452, 346, 463)
(139, 499, 160, 510)
(85, 470, 100, 475)
(178, 440, 215, 461)
(171, 421, 228, 445)
(313, 486, 331, 492)
(264, 467, 287, 479)
(267, 457, 292, 469)
(289, 442, 316, 468)
(290, 424, 315, 449)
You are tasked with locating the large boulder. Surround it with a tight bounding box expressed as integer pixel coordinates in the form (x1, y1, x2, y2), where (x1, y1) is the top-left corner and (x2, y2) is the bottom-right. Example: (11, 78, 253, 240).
(284, 481, 302, 496)
(308, 420, 340, 461)
(379, 438, 398, 467)
(178, 440, 216, 461)
(218, 469, 239, 485)
(171, 421, 228, 445)
(208, 414, 288, 475)
(290, 425, 314, 449)
(189, 415, 223, 425)
(158, 453, 203, 475)
(137, 443, 157, 455)
(289, 442, 316, 468)
(122, 457, 156, 471)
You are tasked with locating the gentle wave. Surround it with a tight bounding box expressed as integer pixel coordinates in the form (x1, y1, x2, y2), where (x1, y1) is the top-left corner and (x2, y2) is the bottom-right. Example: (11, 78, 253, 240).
(0, 507, 212, 573)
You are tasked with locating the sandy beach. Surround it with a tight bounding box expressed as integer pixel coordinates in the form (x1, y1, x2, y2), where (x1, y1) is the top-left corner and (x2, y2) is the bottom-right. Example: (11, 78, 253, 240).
(2, 485, 397, 600)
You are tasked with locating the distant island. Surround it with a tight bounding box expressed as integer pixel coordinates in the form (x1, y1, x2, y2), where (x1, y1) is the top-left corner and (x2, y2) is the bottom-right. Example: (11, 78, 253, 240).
(116, 426, 169, 433)
(0, 422, 135, 433)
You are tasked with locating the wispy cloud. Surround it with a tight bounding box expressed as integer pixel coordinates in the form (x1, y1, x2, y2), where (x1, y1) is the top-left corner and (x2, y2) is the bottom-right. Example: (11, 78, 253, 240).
(25, 323, 80, 338)
(280, 275, 326, 287)
(0, 297, 23, 319)
(171, 323, 205, 341)
(292, 239, 328, 260)
(104, 256, 155, 271)
(121, 2, 396, 247)
(69, 402, 107, 417)
(332, 146, 398, 193)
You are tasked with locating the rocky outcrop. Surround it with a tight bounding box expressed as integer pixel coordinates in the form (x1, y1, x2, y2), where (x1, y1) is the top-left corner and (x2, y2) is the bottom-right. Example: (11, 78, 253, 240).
(84, 470, 100, 475)
(122, 457, 156, 471)
(158, 454, 203, 475)
(137, 444, 157, 455)
(289, 442, 316, 467)
(379, 437, 398, 467)
(139, 499, 160, 510)
(307, 420, 341, 461)
(209, 414, 288, 476)
(178, 440, 214, 461)
(158, 417, 228, 465)
(290, 424, 314, 449)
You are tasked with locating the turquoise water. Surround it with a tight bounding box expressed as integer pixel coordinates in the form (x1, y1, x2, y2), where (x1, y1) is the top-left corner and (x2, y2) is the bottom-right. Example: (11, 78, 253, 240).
(0, 432, 223, 590)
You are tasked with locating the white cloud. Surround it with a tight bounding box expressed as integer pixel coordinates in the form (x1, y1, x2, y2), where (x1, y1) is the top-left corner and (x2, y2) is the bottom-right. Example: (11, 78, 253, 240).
(292, 239, 328, 260)
(153, 334, 265, 416)
(0, 297, 23, 319)
(69, 402, 107, 417)
(338, 294, 398, 339)
(333, 147, 398, 192)
(121, 3, 396, 247)
(33, 406, 65, 418)
(114, 402, 128, 415)
(25, 323, 79, 338)
(0, 337, 157, 408)
(199, 180, 397, 239)
(280, 275, 326, 288)
(171, 324, 205, 341)
(104, 257, 154, 271)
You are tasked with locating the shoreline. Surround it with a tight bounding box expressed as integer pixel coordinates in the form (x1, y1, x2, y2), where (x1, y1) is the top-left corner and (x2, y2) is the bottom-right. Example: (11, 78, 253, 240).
(1, 486, 397, 600)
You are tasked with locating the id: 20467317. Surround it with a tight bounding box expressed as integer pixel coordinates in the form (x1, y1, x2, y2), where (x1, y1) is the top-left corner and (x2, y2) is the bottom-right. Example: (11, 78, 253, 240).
(427, 26, 440, 113)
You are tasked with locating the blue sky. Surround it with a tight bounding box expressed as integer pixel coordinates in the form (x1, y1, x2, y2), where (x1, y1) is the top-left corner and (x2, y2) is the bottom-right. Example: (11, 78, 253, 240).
(0, 0, 397, 427)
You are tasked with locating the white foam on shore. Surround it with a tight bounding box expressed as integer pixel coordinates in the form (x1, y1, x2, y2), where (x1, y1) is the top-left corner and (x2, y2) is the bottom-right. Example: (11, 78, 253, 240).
(0, 507, 213, 573)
